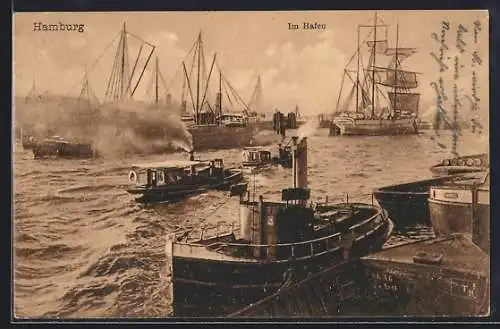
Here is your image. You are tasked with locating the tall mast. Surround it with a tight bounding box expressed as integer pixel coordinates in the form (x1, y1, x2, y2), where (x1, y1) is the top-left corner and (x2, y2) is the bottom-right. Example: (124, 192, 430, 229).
(371, 12, 377, 119)
(219, 69, 222, 118)
(393, 23, 399, 119)
(355, 25, 360, 113)
(195, 31, 202, 124)
(120, 22, 127, 100)
(155, 56, 159, 105)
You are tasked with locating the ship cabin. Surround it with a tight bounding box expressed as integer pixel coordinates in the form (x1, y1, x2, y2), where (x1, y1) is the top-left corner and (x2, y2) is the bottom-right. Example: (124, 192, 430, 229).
(128, 159, 225, 189)
(218, 113, 247, 127)
(242, 147, 272, 167)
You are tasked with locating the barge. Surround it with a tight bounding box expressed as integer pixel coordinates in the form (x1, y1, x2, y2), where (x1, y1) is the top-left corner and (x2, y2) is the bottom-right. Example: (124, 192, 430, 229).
(372, 173, 483, 230)
(229, 234, 489, 317)
(428, 171, 490, 253)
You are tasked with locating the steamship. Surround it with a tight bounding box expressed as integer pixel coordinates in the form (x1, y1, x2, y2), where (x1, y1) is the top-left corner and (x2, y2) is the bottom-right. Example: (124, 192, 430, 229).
(167, 136, 393, 316)
(330, 13, 420, 136)
(177, 32, 262, 151)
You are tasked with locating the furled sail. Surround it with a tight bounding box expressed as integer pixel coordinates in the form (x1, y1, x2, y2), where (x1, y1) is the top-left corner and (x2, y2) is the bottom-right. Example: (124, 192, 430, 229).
(385, 47, 418, 60)
(365, 68, 418, 89)
(388, 92, 420, 112)
(366, 40, 389, 54)
(383, 69, 418, 89)
(366, 40, 417, 61)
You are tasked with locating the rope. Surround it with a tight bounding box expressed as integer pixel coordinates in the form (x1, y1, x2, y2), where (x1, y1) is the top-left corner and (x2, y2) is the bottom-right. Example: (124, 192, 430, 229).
(169, 194, 236, 241)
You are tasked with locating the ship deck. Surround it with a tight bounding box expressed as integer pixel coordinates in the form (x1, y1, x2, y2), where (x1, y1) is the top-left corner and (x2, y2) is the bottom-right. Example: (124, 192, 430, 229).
(363, 234, 489, 275)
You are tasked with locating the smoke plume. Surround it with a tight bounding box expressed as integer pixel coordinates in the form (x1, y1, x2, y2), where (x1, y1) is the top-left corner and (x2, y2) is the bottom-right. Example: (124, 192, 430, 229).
(15, 97, 194, 158)
(296, 118, 319, 139)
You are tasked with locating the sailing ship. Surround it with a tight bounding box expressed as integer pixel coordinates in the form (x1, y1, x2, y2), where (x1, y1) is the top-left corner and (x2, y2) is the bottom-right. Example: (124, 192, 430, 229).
(20, 23, 157, 156)
(167, 136, 393, 316)
(330, 13, 420, 136)
(177, 32, 260, 151)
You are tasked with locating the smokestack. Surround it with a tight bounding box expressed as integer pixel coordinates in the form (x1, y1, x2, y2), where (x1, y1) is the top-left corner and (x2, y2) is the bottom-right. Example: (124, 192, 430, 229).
(180, 100, 187, 116)
(166, 93, 173, 109)
(216, 92, 222, 115)
(292, 136, 308, 190)
(189, 150, 194, 161)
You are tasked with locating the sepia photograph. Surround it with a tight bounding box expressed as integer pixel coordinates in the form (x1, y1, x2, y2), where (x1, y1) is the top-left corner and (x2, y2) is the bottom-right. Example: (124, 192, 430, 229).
(12, 10, 489, 319)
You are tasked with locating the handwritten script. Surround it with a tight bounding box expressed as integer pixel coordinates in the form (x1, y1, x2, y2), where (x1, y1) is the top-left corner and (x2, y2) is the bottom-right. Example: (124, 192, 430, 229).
(470, 20, 483, 134)
(430, 21, 451, 137)
(430, 21, 450, 72)
(429, 18, 485, 153)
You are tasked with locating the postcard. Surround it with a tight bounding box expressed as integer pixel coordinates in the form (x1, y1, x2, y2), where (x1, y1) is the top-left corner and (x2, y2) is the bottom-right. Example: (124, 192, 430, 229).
(13, 10, 489, 319)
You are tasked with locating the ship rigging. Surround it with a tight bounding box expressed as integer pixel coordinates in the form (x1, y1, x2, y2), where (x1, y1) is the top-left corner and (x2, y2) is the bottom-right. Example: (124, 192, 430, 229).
(335, 13, 421, 120)
(179, 31, 252, 126)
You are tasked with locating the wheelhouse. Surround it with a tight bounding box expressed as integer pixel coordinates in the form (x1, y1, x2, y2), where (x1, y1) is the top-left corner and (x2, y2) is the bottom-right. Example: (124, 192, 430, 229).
(242, 147, 272, 164)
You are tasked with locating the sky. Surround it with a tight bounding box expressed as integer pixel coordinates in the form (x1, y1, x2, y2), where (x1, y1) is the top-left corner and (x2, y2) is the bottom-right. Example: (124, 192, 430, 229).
(13, 10, 489, 121)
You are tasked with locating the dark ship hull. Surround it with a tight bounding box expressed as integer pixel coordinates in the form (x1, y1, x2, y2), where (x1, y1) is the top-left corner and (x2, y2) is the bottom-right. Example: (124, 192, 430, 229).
(188, 125, 257, 151)
(127, 169, 243, 203)
(373, 175, 462, 230)
(32, 140, 95, 159)
(169, 205, 392, 317)
(330, 118, 419, 136)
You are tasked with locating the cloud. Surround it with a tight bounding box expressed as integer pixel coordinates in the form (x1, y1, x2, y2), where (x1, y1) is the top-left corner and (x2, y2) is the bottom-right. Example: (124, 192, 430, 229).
(265, 44, 276, 57)
(257, 32, 348, 115)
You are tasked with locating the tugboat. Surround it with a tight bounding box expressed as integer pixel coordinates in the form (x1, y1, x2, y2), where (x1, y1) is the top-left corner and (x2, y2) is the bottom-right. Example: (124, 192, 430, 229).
(372, 173, 484, 230)
(126, 151, 243, 203)
(32, 136, 96, 159)
(167, 136, 393, 316)
(241, 144, 292, 174)
(428, 171, 490, 253)
(429, 153, 488, 176)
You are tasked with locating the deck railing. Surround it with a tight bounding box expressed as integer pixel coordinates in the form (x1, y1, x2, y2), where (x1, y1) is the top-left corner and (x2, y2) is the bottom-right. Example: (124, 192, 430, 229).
(171, 205, 387, 263)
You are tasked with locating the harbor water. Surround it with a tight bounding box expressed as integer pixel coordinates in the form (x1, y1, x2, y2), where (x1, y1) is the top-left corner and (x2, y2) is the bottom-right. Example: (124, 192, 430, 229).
(13, 129, 487, 318)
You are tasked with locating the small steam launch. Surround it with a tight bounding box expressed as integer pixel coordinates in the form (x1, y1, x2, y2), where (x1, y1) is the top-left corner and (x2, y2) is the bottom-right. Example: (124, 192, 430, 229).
(125, 149, 243, 203)
(167, 136, 393, 317)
